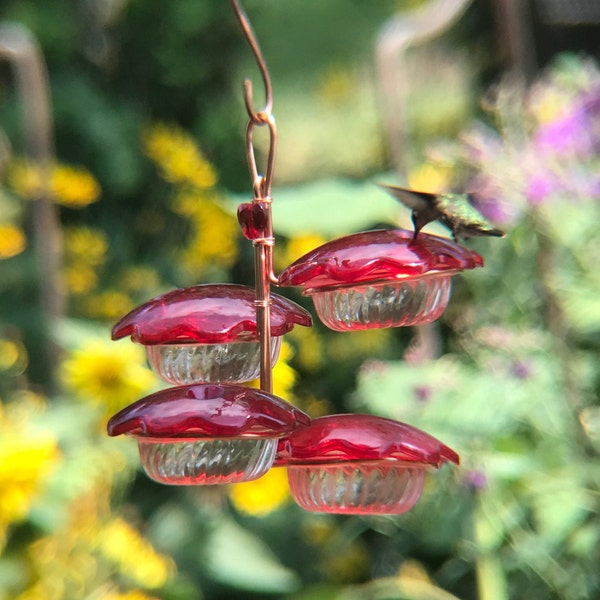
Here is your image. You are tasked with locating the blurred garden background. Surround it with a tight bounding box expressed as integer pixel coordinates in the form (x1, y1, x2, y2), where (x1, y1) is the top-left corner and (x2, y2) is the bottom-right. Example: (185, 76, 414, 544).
(1, 0, 600, 598)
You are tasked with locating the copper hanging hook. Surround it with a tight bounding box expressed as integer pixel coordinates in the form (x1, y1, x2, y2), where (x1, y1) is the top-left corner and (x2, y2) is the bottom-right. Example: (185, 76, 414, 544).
(230, 0, 276, 199)
(245, 114, 276, 198)
(230, 0, 273, 121)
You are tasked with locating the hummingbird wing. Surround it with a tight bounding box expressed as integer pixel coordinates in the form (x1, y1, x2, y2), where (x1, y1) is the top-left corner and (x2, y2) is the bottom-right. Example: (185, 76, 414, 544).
(379, 184, 445, 237)
(378, 184, 437, 212)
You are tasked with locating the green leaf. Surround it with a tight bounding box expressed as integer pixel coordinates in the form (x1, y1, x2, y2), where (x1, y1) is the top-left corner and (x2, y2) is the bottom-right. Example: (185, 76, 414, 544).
(475, 555, 508, 600)
(355, 356, 531, 441)
(527, 472, 593, 546)
(556, 274, 600, 333)
(579, 406, 600, 452)
(355, 346, 574, 446)
(0, 186, 23, 222)
(203, 518, 300, 593)
(51, 318, 113, 350)
(337, 577, 462, 600)
(289, 584, 346, 600)
(0, 557, 28, 594)
(230, 178, 402, 238)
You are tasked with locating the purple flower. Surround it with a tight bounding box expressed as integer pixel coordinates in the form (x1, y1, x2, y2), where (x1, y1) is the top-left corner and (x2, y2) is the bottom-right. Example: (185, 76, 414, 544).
(413, 385, 432, 403)
(510, 359, 533, 380)
(359, 360, 389, 377)
(526, 172, 562, 205)
(525, 166, 600, 204)
(461, 123, 503, 164)
(534, 87, 600, 158)
(566, 171, 600, 200)
(469, 174, 520, 226)
(464, 469, 487, 491)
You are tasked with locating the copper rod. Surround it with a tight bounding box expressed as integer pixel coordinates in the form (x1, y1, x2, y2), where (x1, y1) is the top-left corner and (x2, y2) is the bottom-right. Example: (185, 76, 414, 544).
(254, 243, 273, 393)
(230, 0, 278, 394)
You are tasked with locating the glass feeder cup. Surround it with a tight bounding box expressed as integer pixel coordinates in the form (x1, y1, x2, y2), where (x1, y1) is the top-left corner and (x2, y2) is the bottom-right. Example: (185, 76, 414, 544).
(278, 229, 483, 331)
(111, 284, 311, 384)
(107, 383, 311, 485)
(275, 414, 459, 514)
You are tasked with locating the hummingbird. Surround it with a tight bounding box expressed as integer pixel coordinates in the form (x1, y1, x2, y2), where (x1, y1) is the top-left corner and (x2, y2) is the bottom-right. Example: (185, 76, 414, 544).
(379, 184, 504, 242)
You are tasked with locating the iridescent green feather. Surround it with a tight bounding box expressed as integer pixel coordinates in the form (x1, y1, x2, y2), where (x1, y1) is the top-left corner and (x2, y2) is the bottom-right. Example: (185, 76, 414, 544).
(437, 193, 503, 237)
(379, 184, 503, 240)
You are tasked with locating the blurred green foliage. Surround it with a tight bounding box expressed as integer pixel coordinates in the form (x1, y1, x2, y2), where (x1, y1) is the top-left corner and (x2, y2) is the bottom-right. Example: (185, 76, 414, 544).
(1, 1, 599, 600)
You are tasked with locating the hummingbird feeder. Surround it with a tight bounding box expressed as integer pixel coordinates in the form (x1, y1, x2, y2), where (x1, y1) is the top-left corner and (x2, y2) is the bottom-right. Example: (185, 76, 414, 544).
(276, 414, 459, 514)
(107, 383, 310, 485)
(104, 0, 496, 516)
(111, 284, 311, 385)
(278, 229, 483, 331)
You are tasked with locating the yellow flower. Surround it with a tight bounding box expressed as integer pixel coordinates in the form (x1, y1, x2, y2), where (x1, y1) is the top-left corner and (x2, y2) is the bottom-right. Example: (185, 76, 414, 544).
(64, 226, 108, 266)
(0, 337, 27, 373)
(328, 329, 392, 362)
(316, 66, 354, 106)
(248, 340, 297, 401)
(171, 188, 221, 218)
(300, 394, 333, 419)
(118, 266, 161, 295)
(398, 559, 433, 583)
(96, 517, 174, 588)
(324, 540, 369, 583)
(7, 159, 45, 196)
(83, 290, 135, 322)
(0, 397, 59, 551)
(143, 123, 217, 189)
(289, 326, 323, 372)
(63, 264, 99, 295)
(60, 341, 158, 416)
(272, 341, 298, 400)
(0, 390, 47, 426)
(8, 160, 100, 207)
(529, 88, 571, 125)
(0, 434, 58, 521)
(277, 233, 326, 272)
(0, 223, 26, 259)
(62, 227, 108, 296)
(102, 592, 161, 600)
(19, 484, 167, 599)
(16, 581, 52, 600)
(301, 518, 337, 546)
(51, 164, 101, 207)
(229, 467, 290, 517)
(175, 191, 239, 275)
(302, 520, 370, 582)
(408, 162, 452, 194)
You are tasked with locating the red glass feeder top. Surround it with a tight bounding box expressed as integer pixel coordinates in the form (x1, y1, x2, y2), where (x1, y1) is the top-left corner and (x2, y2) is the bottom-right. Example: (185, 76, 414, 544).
(276, 414, 459, 467)
(277, 229, 483, 291)
(107, 383, 311, 439)
(112, 284, 312, 345)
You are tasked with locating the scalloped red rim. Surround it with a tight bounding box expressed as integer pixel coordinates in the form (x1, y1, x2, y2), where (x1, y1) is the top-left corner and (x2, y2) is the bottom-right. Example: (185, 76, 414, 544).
(278, 229, 483, 291)
(275, 414, 459, 467)
(112, 283, 312, 345)
(107, 383, 311, 439)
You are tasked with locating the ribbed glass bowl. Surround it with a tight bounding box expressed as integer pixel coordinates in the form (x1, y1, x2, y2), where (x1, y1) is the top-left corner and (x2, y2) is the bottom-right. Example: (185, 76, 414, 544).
(137, 437, 278, 485)
(146, 337, 282, 384)
(287, 463, 426, 514)
(309, 276, 451, 332)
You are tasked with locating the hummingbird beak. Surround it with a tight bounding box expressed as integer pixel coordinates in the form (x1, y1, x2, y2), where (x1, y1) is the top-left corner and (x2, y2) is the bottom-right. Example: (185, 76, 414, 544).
(410, 213, 421, 242)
